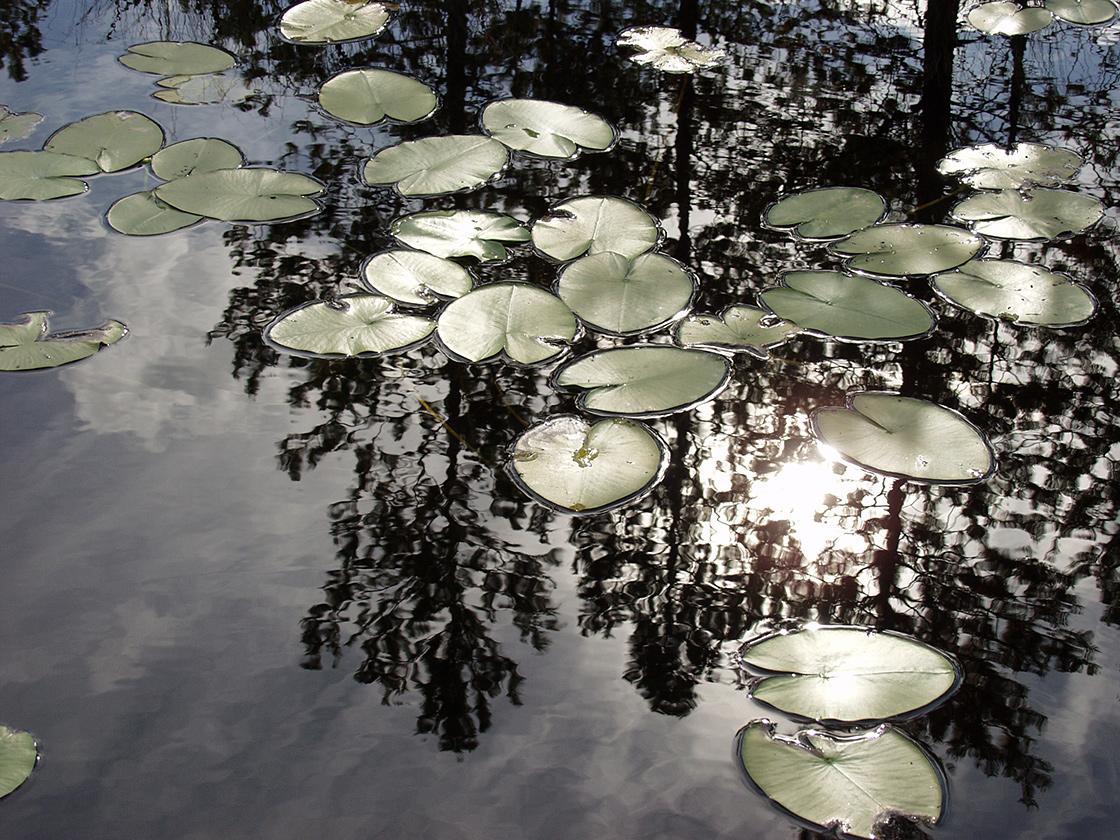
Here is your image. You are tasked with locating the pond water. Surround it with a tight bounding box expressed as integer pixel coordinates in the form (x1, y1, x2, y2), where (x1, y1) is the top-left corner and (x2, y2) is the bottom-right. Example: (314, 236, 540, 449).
(2, 0, 1120, 837)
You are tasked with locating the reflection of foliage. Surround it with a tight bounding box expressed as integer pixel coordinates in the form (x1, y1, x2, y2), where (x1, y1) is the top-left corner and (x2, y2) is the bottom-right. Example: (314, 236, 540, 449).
(0, 0, 49, 81)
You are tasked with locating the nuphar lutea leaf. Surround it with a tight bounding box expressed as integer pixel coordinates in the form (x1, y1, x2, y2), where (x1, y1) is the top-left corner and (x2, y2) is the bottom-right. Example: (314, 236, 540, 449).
(155, 168, 323, 222)
(150, 137, 244, 180)
(0, 150, 98, 200)
(391, 209, 530, 261)
(0, 312, 127, 371)
(360, 249, 473, 304)
(937, 142, 1082, 189)
(674, 305, 802, 357)
(318, 68, 438, 125)
(153, 74, 254, 106)
(279, 0, 393, 44)
(265, 295, 435, 358)
(0, 725, 37, 799)
(968, 1, 1054, 34)
(107, 190, 204, 236)
(931, 259, 1098, 327)
(362, 134, 508, 196)
(0, 106, 43, 145)
(616, 26, 726, 73)
(481, 98, 616, 159)
(1046, 0, 1119, 24)
(118, 41, 237, 75)
(831, 224, 984, 276)
(44, 110, 164, 173)
(532, 195, 660, 261)
(951, 188, 1104, 240)
(765, 186, 886, 240)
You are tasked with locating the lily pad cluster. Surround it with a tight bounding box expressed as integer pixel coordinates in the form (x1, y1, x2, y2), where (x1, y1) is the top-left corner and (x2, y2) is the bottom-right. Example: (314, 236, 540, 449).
(969, 0, 1118, 34)
(117, 41, 249, 105)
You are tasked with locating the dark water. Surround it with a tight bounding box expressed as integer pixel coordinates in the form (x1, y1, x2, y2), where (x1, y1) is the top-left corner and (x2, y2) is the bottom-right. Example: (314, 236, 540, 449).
(2, 1, 1119, 838)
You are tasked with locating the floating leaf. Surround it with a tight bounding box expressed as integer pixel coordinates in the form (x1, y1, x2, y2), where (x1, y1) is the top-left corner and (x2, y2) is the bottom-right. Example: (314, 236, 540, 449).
(319, 68, 438, 125)
(150, 137, 244, 180)
(360, 249, 473, 304)
(554, 346, 730, 417)
(391, 210, 530, 261)
(674, 305, 802, 357)
(739, 626, 962, 723)
(0, 150, 98, 200)
(765, 187, 886, 240)
(155, 168, 323, 222)
(481, 98, 615, 159)
(44, 110, 163, 173)
(0, 312, 127, 371)
(153, 74, 254, 106)
(936, 142, 1082, 189)
(532, 196, 660, 261)
(106, 190, 204, 236)
(831, 224, 984, 277)
(616, 26, 726, 73)
(0, 725, 37, 799)
(737, 722, 944, 840)
(811, 391, 995, 485)
(0, 105, 43, 145)
(951, 188, 1103, 240)
(760, 271, 935, 342)
(279, 0, 393, 44)
(436, 283, 577, 365)
(968, 1, 1053, 34)
(1046, 0, 1118, 24)
(509, 415, 667, 514)
(265, 295, 435, 358)
(931, 259, 1097, 327)
(557, 251, 693, 336)
(362, 134, 508, 196)
(118, 41, 237, 75)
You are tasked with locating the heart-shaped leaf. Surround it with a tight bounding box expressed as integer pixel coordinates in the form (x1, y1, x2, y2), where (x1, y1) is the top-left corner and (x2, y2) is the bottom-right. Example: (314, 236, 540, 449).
(0, 150, 99, 200)
(532, 196, 660, 261)
(279, 0, 393, 44)
(481, 98, 616, 158)
(968, 1, 1053, 34)
(1046, 0, 1118, 24)
(362, 134, 509, 196)
(508, 415, 667, 514)
(391, 210, 530, 261)
(811, 391, 995, 485)
(152, 74, 255, 105)
(831, 224, 984, 277)
(360, 249, 473, 304)
(936, 142, 1082, 189)
(0, 105, 43, 145)
(265, 295, 435, 358)
(931, 259, 1097, 327)
(674, 305, 802, 357)
(118, 41, 237, 75)
(765, 187, 886, 240)
(106, 190, 204, 236)
(150, 137, 244, 180)
(0, 312, 127, 371)
(951, 187, 1103, 240)
(319, 68, 438, 125)
(0, 725, 37, 799)
(616, 26, 726, 73)
(155, 168, 323, 222)
(44, 110, 164, 173)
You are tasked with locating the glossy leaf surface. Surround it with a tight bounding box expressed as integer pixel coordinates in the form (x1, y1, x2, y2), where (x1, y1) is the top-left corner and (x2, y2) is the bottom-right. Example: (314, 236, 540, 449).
(153, 74, 254, 105)
(360, 250, 473, 304)
(0, 150, 98, 200)
(481, 98, 615, 158)
(968, 1, 1053, 33)
(266, 295, 435, 357)
(931, 259, 1097, 327)
(279, 0, 392, 44)
(0, 312, 127, 371)
(150, 137, 244, 180)
(675, 305, 802, 356)
(1046, 0, 1118, 23)
(391, 210, 529, 261)
(557, 251, 693, 335)
(951, 188, 1103, 240)
(155, 168, 323, 222)
(44, 110, 164, 172)
(532, 196, 659, 261)
(118, 41, 237, 75)
(0, 726, 37, 799)
(765, 187, 886, 240)
(616, 26, 725, 73)
(318, 68, 438, 125)
(831, 224, 984, 276)
(362, 134, 508, 196)
(936, 142, 1082, 189)
(107, 190, 204, 236)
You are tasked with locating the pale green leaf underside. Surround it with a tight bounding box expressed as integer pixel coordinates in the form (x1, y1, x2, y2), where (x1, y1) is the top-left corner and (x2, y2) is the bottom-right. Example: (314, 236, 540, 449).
(119, 41, 237, 75)
(765, 187, 886, 240)
(0, 312, 127, 371)
(510, 415, 665, 513)
(0, 725, 37, 798)
(280, 0, 392, 43)
(951, 188, 1103, 240)
(392, 210, 530, 261)
(1046, 0, 1118, 24)
(616, 26, 726, 73)
(937, 142, 1082, 189)
(968, 1, 1053, 34)
(0, 106, 44, 145)
(532, 196, 660, 261)
(738, 723, 943, 840)
(832, 224, 984, 276)
(44, 110, 164, 173)
(675, 305, 802, 356)
(0, 150, 98, 200)
(760, 271, 934, 341)
(107, 190, 204, 235)
(153, 73, 254, 105)
(150, 137, 244, 180)
(266, 295, 435, 357)
(557, 251, 693, 335)
(360, 249, 473, 304)
(812, 392, 994, 484)
(482, 98, 615, 158)
(362, 134, 508, 196)
(932, 259, 1097, 326)
(436, 283, 577, 365)
(155, 168, 322, 221)
(319, 68, 437, 125)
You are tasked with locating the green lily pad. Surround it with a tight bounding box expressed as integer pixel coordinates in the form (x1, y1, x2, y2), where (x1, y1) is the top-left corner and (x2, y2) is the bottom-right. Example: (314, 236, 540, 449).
(362, 134, 509, 196)
(737, 722, 945, 840)
(554, 346, 730, 417)
(616, 26, 726, 73)
(968, 1, 1054, 34)
(557, 251, 694, 336)
(265, 294, 435, 358)
(1046, 0, 1118, 24)
(481, 98, 616, 159)
(936, 142, 1082, 189)
(674, 305, 802, 357)
(831, 224, 984, 277)
(811, 391, 995, 485)
(44, 110, 164, 173)
(509, 415, 667, 514)
(152, 74, 255, 106)
(0, 312, 127, 371)
(0, 105, 43, 145)
(931, 259, 1097, 327)
(154, 168, 323, 222)
(0, 725, 37, 799)
(951, 188, 1103, 240)
(759, 271, 935, 342)
(106, 190, 204, 236)
(279, 0, 393, 44)
(319, 68, 438, 125)
(532, 196, 660, 261)
(118, 41, 237, 75)
(150, 138, 244, 181)
(436, 283, 578, 365)
(359, 249, 473, 304)
(739, 626, 962, 723)
(0, 150, 99, 200)
(391, 210, 530, 261)
(765, 187, 886, 240)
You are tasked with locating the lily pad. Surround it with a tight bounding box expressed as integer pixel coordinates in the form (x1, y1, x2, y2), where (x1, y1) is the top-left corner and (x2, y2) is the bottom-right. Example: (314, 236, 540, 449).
(616, 26, 726, 73)
(265, 295, 435, 358)
(936, 142, 1082, 189)
(811, 391, 995, 485)
(532, 196, 660, 261)
(931, 259, 1097, 327)
(737, 722, 944, 840)
(0, 725, 37, 799)
(1046, 0, 1118, 24)
(554, 346, 730, 417)
(155, 168, 323, 222)
(508, 415, 667, 514)
(968, 1, 1054, 34)
(765, 187, 887, 240)
(0, 150, 99, 200)
(759, 271, 935, 342)
(279, 0, 393, 44)
(118, 41, 237, 75)
(436, 283, 578, 365)
(359, 249, 473, 304)
(739, 626, 962, 723)
(106, 190, 204, 236)
(319, 68, 438, 125)
(153, 74, 255, 106)
(44, 110, 164, 173)
(951, 188, 1103, 240)
(674, 305, 802, 357)
(0, 106, 43, 145)
(831, 224, 984, 277)
(150, 137, 244, 181)
(362, 134, 509, 196)
(391, 210, 530, 261)
(481, 98, 616, 159)
(557, 251, 694, 336)
(0, 312, 127, 371)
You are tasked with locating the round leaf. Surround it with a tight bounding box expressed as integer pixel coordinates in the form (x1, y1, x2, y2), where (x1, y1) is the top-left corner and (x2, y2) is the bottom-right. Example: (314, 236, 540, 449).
(831, 224, 984, 277)
(481, 98, 616, 159)
(279, 0, 393, 44)
(150, 138, 244, 180)
(319, 68, 438, 125)
(118, 41, 237, 75)
(362, 134, 508, 197)
(360, 249, 473, 304)
(931, 259, 1097, 327)
(0, 725, 37, 799)
(44, 110, 164, 173)
(0, 150, 98, 200)
(391, 210, 530, 261)
(508, 415, 667, 514)
(616, 26, 726, 73)
(765, 187, 886, 240)
(811, 391, 995, 485)
(532, 196, 660, 261)
(265, 295, 435, 358)
(674, 305, 802, 357)
(1046, 0, 1118, 24)
(0, 312, 127, 371)
(936, 142, 1082, 189)
(155, 168, 323, 222)
(106, 190, 204, 236)
(951, 187, 1103, 240)
(968, 1, 1053, 34)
